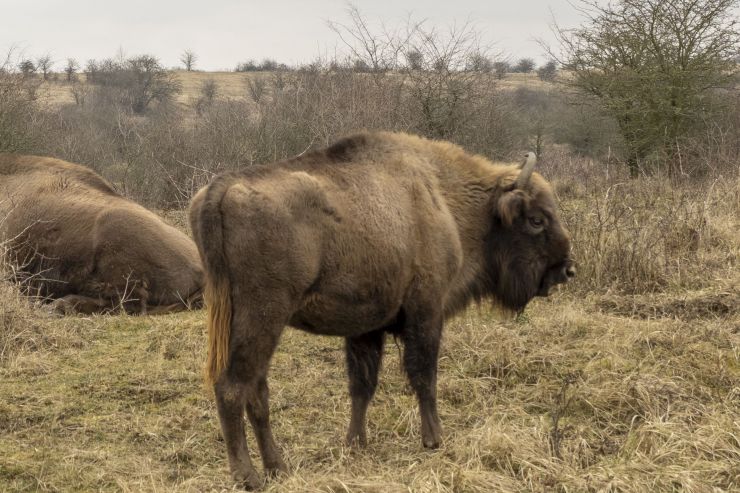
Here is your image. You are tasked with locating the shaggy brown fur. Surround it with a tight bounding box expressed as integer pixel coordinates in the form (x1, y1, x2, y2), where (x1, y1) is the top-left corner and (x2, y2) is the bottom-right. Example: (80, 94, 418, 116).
(0, 154, 204, 314)
(190, 131, 574, 489)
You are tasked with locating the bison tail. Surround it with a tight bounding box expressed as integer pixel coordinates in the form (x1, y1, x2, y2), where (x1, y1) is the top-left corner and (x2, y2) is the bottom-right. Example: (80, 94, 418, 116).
(204, 275, 231, 385)
(194, 176, 236, 386)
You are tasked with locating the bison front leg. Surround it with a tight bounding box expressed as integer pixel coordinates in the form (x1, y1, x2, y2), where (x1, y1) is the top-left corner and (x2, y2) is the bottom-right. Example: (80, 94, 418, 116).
(345, 329, 385, 447)
(402, 311, 443, 449)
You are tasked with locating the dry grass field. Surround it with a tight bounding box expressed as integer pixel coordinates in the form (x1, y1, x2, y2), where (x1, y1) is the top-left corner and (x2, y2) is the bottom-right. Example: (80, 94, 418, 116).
(2, 169, 738, 492)
(38, 72, 260, 107)
(36, 71, 549, 109)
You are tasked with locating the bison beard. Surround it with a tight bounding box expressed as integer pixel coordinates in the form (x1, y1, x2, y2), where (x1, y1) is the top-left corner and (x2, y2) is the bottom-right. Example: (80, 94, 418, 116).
(486, 224, 570, 312)
(190, 131, 573, 489)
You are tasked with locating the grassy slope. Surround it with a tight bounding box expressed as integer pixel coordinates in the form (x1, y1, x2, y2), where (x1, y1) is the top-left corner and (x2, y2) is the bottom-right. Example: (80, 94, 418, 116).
(36, 71, 546, 108)
(1, 286, 737, 492)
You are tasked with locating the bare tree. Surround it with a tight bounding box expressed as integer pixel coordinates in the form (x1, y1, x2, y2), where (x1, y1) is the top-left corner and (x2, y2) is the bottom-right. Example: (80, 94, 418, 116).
(327, 3, 417, 74)
(70, 81, 88, 105)
(405, 49, 424, 70)
(327, 6, 505, 145)
(403, 22, 496, 139)
(352, 59, 372, 72)
(87, 54, 182, 113)
(1, 50, 42, 152)
(466, 52, 493, 72)
(259, 58, 278, 71)
(548, 0, 740, 176)
(64, 58, 79, 82)
(194, 79, 218, 114)
(125, 55, 182, 113)
(85, 59, 99, 82)
(235, 59, 258, 72)
(513, 58, 535, 73)
(36, 54, 53, 80)
(493, 60, 510, 79)
(537, 60, 558, 81)
(18, 60, 35, 78)
(180, 49, 197, 71)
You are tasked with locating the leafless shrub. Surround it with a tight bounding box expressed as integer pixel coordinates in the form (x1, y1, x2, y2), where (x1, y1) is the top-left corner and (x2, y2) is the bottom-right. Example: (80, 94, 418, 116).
(70, 81, 88, 106)
(36, 54, 53, 80)
(512, 57, 535, 73)
(246, 76, 267, 103)
(0, 208, 37, 362)
(64, 58, 79, 82)
(403, 22, 492, 139)
(18, 59, 35, 77)
(235, 59, 289, 72)
(192, 79, 218, 114)
(86, 54, 181, 114)
(0, 51, 48, 153)
(537, 60, 558, 82)
(493, 60, 510, 79)
(561, 178, 728, 294)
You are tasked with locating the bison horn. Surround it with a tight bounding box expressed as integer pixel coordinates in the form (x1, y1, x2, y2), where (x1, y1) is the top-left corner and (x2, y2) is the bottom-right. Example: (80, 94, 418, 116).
(516, 152, 537, 188)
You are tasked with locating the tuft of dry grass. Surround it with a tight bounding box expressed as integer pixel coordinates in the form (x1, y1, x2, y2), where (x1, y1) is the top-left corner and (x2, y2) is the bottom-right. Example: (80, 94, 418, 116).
(551, 165, 740, 297)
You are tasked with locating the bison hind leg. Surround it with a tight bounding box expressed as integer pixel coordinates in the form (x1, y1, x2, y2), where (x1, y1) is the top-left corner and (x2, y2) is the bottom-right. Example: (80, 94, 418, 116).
(245, 376, 287, 477)
(217, 295, 289, 488)
(214, 377, 263, 490)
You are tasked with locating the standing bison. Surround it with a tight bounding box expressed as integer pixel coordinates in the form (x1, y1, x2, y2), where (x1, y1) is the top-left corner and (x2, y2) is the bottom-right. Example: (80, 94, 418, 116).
(0, 154, 203, 314)
(190, 131, 574, 488)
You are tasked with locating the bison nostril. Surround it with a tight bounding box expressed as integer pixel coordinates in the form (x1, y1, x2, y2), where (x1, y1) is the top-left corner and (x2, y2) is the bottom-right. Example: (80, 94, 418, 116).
(565, 266, 576, 279)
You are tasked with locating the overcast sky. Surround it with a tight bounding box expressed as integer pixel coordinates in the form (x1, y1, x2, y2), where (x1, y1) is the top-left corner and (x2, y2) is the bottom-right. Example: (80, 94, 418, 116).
(2, 0, 584, 70)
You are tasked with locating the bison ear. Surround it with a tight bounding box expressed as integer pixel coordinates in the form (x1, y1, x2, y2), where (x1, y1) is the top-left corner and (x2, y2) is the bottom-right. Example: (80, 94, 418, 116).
(495, 189, 526, 227)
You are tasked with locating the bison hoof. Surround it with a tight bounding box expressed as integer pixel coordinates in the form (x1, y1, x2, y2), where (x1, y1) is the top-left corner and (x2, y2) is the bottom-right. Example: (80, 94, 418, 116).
(421, 419, 442, 449)
(422, 437, 441, 449)
(233, 469, 261, 491)
(345, 432, 368, 448)
(265, 458, 288, 478)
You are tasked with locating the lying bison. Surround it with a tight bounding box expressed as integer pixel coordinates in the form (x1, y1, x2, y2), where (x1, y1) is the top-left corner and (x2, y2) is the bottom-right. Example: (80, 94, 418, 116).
(190, 131, 574, 488)
(0, 154, 203, 314)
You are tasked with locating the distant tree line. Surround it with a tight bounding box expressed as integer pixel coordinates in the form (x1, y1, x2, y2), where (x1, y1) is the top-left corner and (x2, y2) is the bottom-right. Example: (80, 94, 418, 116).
(8, 48, 560, 82)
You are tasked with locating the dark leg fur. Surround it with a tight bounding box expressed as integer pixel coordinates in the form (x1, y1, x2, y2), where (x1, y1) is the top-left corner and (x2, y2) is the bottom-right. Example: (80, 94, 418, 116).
(345, 329, 385, 446)
(214, 377, 261, 490)
(246, 376, 287, 476)
(50, 294, 108, 315)
(216, 303, 286, 490)
(402, 312, 443, 448)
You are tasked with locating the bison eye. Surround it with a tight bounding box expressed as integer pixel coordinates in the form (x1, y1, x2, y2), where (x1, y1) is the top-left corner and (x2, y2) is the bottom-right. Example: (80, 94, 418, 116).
(528, 216, 545, 231)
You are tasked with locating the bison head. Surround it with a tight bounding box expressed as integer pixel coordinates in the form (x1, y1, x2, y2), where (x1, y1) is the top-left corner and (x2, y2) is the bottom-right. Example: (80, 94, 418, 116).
(485, 153, 575, 311)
